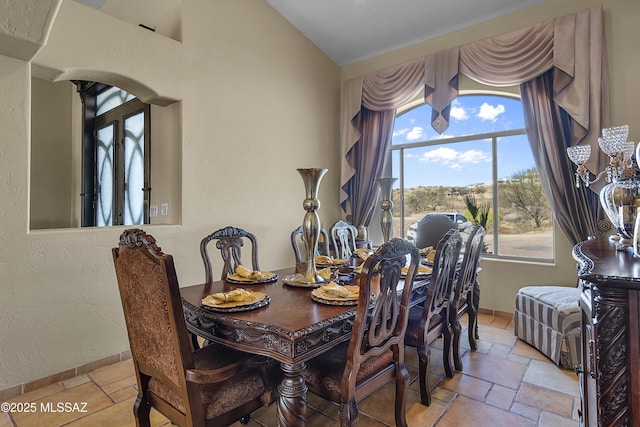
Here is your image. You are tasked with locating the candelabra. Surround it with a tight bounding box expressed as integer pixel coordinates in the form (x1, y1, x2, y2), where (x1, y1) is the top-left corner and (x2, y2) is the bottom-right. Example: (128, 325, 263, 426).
(567, 125, 634, 188)
(567, 125, 640, 251)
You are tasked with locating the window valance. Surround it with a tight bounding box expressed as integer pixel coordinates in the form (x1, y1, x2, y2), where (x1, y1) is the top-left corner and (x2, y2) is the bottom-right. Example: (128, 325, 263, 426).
(340, 6, 609, 208)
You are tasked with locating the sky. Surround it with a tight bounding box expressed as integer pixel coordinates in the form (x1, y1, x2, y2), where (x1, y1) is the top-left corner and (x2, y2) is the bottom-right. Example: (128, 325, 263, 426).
(391, 95, 536, 188)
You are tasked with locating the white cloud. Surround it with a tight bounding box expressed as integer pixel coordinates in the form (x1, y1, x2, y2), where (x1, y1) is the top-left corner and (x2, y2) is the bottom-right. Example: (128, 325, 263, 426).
(458, 149, 491, 164)
(477, 102, 505, 121)
(419, 147, 491, 170)
(406, 126, 427, 141)
(393, 128, 409, 137)
(450, 104, 468, 120)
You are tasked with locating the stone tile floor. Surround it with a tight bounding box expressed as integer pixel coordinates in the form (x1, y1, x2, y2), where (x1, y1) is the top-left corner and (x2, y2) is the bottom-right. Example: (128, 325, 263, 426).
(0, 314, 579, 426)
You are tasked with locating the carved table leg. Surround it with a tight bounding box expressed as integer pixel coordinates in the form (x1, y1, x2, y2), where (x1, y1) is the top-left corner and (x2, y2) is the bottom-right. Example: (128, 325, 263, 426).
(277, 362, 308, 427)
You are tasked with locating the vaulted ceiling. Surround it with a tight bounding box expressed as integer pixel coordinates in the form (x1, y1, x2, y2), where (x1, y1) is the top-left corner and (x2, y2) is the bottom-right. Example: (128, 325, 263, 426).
(74, 0, 545, 66)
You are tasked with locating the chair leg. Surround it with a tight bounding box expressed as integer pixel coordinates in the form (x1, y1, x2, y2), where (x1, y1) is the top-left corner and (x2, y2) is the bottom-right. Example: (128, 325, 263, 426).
(340, 400, 359, 427)
(467, 307, 478, 351)
(473, 282, 480, 340)
(452, 316, 463, 372)
(133, 375, 152, 427)
(417, 343, 432, 406)
(394, 360, 409, 427)
(442, 322, 454, 378)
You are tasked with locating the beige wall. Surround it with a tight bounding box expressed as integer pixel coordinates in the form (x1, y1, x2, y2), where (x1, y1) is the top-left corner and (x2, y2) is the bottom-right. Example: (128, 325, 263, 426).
(1, 0, 638, 391)
(30, 78, 74, 229)
(0, 0, 340, 390)
(341, 0, 640, 313)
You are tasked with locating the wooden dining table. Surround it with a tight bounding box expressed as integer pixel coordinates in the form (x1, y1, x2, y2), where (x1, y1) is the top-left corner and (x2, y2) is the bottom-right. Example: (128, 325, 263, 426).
(180, 266, 430, 427)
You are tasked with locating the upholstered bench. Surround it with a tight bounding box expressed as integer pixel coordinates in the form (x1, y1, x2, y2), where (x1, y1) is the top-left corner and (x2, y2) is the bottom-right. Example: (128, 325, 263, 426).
(513, 285, 582, 370)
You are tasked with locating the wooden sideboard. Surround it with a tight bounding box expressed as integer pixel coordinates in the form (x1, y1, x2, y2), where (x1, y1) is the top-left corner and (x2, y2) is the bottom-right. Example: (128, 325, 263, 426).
(573, 238, 640, 427)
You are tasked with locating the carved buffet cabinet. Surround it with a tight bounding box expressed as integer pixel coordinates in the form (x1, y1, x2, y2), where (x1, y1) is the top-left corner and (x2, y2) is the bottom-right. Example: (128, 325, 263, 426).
(573, 238, 640, 426)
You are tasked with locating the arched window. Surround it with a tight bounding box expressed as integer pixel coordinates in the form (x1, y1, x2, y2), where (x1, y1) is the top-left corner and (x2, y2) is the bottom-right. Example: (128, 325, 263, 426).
(391, 93, 553, 261)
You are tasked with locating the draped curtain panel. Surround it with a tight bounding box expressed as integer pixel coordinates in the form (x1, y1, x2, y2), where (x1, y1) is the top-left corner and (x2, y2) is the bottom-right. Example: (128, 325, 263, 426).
(340, 6, 609, 236)
(342, 107, 395, 230)
(520, 71, 602, 244)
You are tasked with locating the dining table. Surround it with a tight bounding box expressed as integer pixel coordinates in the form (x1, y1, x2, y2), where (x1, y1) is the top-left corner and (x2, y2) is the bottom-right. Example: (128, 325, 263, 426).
(180, 265, 431, 427)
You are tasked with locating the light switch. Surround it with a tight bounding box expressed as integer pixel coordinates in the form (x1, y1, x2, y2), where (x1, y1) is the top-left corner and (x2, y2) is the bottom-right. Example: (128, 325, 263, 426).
(161, 203, 168, 216)
(150, 205, 158, 217)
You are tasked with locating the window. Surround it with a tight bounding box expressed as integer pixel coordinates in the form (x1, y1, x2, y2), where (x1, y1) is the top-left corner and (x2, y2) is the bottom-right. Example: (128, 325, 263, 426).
(78, 83, 151, 227)
(391, 94, 553, 261)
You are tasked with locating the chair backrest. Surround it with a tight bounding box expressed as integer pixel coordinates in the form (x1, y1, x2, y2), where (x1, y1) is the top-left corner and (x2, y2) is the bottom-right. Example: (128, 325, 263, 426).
(415, 214, 457, 249)
(290, 225, 330, 264)
(451, 225, 485, 316)
(112, 229, 202, 421)
(344, 238, 419, 399)
(330, 219, 358, 259)
(420, 229, 463, 332)
(200, 226, 260, 282)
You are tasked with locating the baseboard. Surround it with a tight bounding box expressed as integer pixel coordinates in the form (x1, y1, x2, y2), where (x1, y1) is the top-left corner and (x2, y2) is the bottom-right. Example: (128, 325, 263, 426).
(479, 307, 513, 320)
(0, 350, 132, 402)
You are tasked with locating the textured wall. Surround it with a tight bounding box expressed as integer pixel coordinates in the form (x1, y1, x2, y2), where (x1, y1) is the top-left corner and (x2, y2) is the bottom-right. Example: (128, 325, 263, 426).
(0, 0, 340, 390)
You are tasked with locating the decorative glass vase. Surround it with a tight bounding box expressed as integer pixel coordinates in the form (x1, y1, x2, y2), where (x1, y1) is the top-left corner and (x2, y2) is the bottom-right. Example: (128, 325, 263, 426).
(601, 176, 640, 250)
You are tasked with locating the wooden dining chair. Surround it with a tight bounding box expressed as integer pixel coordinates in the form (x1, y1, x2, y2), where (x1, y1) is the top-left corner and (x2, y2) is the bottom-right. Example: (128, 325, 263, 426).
(450, 225, 485, 371)
(415, 214, 457, 250)
(404, 228, 462, 406)
(200, 226, 260, 283)
(112, 228, 277, 427)
(302, 238, 420, 427)
(290, 225, 330, 264)
(329, 219, 358, 259)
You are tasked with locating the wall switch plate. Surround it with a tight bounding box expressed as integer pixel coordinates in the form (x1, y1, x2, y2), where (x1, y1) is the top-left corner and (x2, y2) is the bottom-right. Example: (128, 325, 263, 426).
(150, 205, 158, 217)
(161, 203, 168, 216)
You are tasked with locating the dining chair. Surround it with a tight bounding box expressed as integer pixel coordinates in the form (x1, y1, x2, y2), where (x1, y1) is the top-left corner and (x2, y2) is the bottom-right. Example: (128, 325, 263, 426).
(415, 214, 457, 249)
(329, 219, 358, 259)
(112, 228, 277, 427)
(290, 225, 330, 264)
(450, 225, 485, 371)
(200, 226, 260, 283)
(405, 228, 462, 406)
(302, 237, 420, 427)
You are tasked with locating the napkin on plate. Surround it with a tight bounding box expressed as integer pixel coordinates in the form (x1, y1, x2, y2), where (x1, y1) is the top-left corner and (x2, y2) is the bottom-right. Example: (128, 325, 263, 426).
(354, 247, 372, 260)
(203, 288, 254, 305)
(236, 265, 268, 281)
(402, 265, 432, 275)
(318, 267, 333, 280)
(420, 246, 435, 263)
(315, 255, 347, 265)
(321, 281, 359, 298)
(315, 255, 333, 264)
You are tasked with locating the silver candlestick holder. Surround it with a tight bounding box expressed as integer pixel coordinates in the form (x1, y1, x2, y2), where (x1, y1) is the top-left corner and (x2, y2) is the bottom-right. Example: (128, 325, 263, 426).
(377, 177, 397, 242)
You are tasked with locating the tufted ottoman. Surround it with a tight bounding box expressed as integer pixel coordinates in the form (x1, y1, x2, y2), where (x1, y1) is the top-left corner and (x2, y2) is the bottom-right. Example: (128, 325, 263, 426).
(513, 285, 582, 370)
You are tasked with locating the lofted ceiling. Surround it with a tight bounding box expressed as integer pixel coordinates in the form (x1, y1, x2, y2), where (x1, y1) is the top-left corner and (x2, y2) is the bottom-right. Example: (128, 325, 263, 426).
(75, 0, 545, 66)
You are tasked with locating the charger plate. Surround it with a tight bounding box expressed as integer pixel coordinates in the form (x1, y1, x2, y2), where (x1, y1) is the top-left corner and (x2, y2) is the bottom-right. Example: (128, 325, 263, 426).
(311, 285, 359, 306)
(201, 292, 270, 312)
(226, 271, 277, 284)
